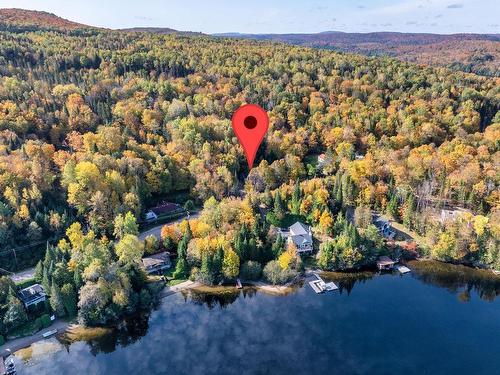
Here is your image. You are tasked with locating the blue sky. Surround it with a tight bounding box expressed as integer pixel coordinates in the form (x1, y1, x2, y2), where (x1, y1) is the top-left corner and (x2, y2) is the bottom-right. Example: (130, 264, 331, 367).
(1, 0, 498, 34)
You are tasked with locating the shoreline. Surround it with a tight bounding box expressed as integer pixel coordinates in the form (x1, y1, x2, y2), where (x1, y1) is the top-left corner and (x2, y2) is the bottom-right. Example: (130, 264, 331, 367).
(0, 279, 203, 358)
(3, 262, 498, 358)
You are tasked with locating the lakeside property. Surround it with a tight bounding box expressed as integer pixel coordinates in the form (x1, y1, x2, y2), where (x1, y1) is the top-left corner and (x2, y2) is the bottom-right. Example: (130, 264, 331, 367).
(8, 261, 500, 375)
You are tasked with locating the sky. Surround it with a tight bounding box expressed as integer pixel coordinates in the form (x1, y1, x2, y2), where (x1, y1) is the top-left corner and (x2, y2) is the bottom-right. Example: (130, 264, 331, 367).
(0, 0, 499, 34)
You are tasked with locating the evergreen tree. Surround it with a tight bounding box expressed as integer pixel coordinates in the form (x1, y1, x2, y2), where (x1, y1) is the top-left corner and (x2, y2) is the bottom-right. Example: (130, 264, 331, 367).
(61, 283, 78, 317)
(3, 293, 27, 332)
(173, 257, 188, 279)
(50, 284, 66, 317)
(199, 252, 214, 285)
(73, 268, 83, 289)
(34, 261, 44, 283)
(212, 247, 224, 282)
(42, 267, 51, 292)
(273, 191, 286, 221)
(387, 194, 399, 221)
(272, 234, 285, 258)
(177, 237, 188, 259)
(403, 194, 415, 230)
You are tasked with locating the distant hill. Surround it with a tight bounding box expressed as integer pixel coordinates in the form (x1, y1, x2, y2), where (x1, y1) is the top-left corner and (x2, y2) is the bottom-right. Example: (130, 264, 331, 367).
(216, 31, 500, 77)
(0, 8, 92, 31)
(119, 27, 203, 36)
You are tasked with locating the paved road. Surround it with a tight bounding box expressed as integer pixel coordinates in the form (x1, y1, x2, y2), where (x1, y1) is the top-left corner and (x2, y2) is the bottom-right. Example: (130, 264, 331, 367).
(0, 320, 70, 358)
(0, 280, 200, 357)
(138, 212, 200, 241)
(7, 212, 200, 281)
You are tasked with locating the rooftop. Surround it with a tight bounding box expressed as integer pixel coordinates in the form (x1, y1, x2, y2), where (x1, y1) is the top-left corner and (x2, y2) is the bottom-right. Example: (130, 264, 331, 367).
(142, 252, 171, 269)
(18, 283, 46, 304)
(149, 202, 182, 216)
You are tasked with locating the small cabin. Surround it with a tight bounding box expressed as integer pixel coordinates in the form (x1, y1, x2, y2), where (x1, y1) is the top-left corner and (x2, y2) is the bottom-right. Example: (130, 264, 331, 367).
(142, 252, 172, 274)
(145, 202, 183, 222)
(377, 256, 396, 271)
(18, 284, 46, 308)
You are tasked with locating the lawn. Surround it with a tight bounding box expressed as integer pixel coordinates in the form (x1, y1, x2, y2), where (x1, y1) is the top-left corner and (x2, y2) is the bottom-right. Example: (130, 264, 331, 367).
(163, 259, 187, 286)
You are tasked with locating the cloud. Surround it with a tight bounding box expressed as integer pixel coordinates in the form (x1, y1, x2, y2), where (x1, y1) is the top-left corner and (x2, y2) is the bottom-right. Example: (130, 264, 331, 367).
(446, 3, 463, 9)
(435, 14, 443, 18)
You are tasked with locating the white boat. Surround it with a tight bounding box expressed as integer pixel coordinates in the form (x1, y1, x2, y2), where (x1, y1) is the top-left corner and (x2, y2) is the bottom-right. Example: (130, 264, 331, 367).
(42, 329, 58, 338)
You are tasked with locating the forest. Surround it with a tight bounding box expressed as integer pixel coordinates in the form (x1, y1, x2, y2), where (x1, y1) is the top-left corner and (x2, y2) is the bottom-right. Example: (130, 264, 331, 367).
(0, 18, 498, 331)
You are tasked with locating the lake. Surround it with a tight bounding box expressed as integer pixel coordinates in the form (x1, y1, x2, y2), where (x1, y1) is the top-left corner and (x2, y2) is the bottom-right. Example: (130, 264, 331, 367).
(13, 261, 500, 375)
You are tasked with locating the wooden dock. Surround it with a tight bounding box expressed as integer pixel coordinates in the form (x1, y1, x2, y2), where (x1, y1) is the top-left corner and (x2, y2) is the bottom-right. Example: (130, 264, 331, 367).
(308, 273, 338, 294)
(396, 265, 411, 274)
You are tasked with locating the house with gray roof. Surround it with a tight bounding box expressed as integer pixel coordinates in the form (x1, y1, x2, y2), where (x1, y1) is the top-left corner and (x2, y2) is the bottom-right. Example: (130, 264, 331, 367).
(18, 283, 46, 309)
(278, 221, 314, 253)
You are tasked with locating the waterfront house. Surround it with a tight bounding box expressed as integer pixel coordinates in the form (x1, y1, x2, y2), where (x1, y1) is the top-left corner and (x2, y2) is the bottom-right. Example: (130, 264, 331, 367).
(377, 256, 396, 271)
(278, 221, 314, 253)
(18, 284, 46, 309)
(142, 252, 172, 274)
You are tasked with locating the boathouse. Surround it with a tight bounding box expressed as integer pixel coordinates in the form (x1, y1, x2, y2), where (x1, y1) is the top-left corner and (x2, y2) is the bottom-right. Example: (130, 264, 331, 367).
(377, 256, 396, 271)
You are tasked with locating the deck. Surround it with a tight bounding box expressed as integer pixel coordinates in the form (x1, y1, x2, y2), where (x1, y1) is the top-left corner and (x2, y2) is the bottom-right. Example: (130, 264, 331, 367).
(308, 273, 338, 294)
(396, 265, 411, 274)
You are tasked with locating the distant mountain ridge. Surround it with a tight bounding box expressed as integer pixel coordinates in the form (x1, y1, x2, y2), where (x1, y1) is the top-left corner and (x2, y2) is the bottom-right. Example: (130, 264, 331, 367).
(119, 27, 203, 36)
(215, 31, 500, 76)
(1, 8, 498, 76)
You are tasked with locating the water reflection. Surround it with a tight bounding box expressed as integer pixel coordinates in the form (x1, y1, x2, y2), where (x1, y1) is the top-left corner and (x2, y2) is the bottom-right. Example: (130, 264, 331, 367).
(59, 312, 152, 356)
(51, 262, 500, 358)
(182, 286, 258, 309)
(320, 271, 375, 296)
(409, 260, 500, 302)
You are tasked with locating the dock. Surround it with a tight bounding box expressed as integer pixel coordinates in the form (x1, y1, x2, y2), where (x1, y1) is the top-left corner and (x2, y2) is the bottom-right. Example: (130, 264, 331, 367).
(396, 265, 411, 274)
(236, 279, 243, 289)
(308, 273, 338, 294)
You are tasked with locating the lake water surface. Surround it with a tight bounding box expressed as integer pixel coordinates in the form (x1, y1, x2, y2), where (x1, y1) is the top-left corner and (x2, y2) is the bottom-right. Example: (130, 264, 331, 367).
(14, 261, 500, 375)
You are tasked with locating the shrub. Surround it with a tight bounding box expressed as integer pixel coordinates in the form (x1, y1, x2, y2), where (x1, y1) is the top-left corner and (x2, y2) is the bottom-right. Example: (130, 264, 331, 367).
(40, 314, 51, 328)
(240, 261, 262, 281)
(263, 260, 297, 285)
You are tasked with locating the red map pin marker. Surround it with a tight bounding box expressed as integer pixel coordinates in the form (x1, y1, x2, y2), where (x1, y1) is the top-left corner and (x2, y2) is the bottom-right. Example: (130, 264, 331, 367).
(232, 104, 269, 169)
